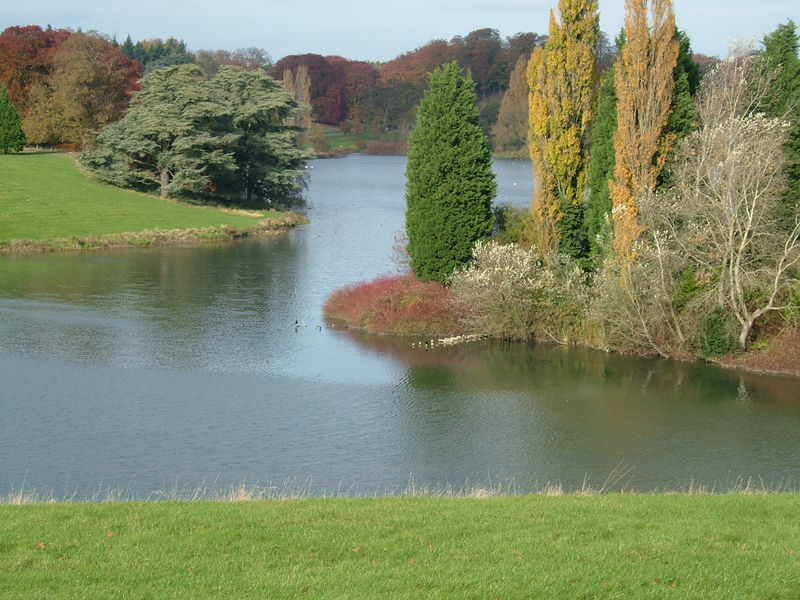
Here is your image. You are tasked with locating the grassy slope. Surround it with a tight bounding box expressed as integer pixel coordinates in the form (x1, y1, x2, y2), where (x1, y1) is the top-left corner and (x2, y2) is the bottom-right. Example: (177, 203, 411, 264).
(2, 494, 799, 599)
(0, 152, 278, 245)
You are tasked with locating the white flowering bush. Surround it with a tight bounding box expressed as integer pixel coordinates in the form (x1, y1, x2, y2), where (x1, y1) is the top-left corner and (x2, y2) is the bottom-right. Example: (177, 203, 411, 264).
(451, 240, 588, 341)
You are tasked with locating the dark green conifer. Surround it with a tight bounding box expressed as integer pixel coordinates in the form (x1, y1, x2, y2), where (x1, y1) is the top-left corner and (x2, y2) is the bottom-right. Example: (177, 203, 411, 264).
(405, 62, 495, 284)
(0, 83, 26, 153)
(760, 20, 800, 225)
(676, 30, 701, 96)
(120, 35, 136, 60)
(585, 67, 617, 258)
(659, 30, 699, 188)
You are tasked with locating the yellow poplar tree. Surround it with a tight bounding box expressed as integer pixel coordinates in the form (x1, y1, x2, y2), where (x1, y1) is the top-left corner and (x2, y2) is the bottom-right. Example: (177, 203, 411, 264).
(527, 0, 599, 259)
(610, 0, 678, 264)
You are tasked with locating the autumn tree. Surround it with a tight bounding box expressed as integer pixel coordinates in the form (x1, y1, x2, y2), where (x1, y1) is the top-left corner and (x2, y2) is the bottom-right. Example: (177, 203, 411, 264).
(273, 55, 333, 123)
(24, 32, 141, 146)
(462, 28, 504, 95)
(381, 30, 543, 94)
(0, 83, 26, 152)
(0, 26, 70, 109)
(609, 0, 678, 266)
(380, 40, 456, 85)
(504, 32, 547, 68)
(691, 53, 718, 75)
(294, 65, 313, 131)
(405, 63, 495, 284)
(492, 56, 529, 154)
(527, 0, 599, 260)
(330, 57, 379, 132)
(588, 27, 697, 259)
(270, 54, 350, 124)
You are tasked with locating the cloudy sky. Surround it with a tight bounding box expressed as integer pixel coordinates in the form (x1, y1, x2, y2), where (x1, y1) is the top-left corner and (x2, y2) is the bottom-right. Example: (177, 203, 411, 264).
(1, 0, 797, 61)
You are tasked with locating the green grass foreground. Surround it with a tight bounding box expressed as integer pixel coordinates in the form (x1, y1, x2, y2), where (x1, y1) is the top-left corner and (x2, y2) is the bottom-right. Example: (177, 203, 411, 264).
(2, 494, 799, 599)
(0, 152, 304, 252)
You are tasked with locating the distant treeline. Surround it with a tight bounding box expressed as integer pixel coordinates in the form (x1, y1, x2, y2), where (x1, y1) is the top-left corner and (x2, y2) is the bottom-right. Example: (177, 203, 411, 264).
(0, 24, 716, 150)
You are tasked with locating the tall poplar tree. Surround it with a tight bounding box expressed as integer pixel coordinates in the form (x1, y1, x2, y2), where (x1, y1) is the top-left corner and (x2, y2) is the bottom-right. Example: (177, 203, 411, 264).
(0, 83, 26, 153)
(405, 62, 495, 284)
(527, 0, 599, 260)
(610, 0, 678, 265)
(588, 27, 697, 259)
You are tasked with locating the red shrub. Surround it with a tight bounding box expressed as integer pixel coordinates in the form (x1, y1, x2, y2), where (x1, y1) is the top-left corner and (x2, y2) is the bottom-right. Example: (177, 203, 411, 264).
(323, 273, 462, 335)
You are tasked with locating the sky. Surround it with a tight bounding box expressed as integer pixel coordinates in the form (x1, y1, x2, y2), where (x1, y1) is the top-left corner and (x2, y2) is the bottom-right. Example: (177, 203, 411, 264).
(1, 0, 797, 62)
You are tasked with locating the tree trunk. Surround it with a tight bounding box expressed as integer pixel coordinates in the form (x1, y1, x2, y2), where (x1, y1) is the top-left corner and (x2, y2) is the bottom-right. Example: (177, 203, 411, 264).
(739, 318, 754, 351)
(160, 167, 169, 198)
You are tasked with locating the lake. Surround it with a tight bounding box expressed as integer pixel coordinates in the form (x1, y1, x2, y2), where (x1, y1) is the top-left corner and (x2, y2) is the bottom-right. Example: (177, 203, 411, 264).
(1, 155, 798, 498)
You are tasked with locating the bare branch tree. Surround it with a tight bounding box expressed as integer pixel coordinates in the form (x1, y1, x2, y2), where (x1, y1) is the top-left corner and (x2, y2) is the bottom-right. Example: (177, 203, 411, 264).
(651, 52, 800, 349)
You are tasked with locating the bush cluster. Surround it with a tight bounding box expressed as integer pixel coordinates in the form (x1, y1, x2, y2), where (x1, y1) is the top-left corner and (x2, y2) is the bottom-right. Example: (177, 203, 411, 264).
(323, 274, 462, 336)
(451, 241, 588, 342)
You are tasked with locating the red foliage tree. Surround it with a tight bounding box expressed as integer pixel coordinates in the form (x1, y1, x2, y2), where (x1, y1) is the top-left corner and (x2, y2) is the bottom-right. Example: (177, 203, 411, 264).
(329, 56, 379, 130)
(380, 39, 455, 84)
(271, 53, 349, 124)
(0, 25, 70, 109)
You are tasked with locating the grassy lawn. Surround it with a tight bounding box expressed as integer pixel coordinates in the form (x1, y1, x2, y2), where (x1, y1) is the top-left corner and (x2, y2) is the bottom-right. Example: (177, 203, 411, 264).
(313, 123, 378, 150)
(320, 127, 375, 150)
(0, 152, 295, 248)
(2, 494, 798, 599)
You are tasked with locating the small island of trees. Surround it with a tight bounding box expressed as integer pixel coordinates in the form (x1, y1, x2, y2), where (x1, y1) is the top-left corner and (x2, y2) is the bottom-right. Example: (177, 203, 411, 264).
(1, 3, 798, 369)
(326, 0, 800, 372)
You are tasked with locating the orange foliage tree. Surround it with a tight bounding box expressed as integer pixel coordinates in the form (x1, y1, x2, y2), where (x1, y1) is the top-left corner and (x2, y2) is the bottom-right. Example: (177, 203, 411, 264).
(610, 0, 678, 265)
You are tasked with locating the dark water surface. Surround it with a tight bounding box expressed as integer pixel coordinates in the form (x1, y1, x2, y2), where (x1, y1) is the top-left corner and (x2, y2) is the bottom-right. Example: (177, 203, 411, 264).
(1, 155, 798, 497)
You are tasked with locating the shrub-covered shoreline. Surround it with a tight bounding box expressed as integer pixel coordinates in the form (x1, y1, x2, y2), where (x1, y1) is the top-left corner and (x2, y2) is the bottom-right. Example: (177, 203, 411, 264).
(323, 268, 800, 378)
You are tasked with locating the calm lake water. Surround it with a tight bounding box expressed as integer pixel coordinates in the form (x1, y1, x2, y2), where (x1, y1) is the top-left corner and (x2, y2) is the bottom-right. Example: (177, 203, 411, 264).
(1, 155, 799, 498)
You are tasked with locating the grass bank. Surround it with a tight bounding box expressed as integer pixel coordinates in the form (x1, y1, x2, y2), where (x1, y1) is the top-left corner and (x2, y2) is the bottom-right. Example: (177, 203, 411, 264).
(1, 494, 798, 599)
(0, 152, 306, 253)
